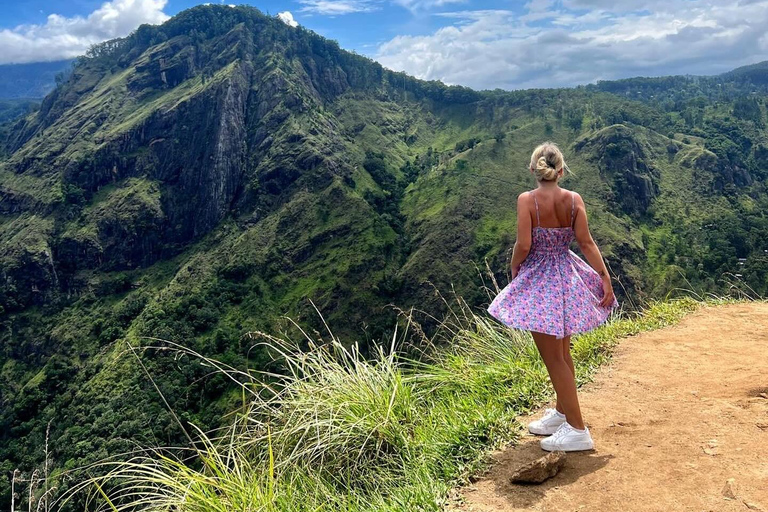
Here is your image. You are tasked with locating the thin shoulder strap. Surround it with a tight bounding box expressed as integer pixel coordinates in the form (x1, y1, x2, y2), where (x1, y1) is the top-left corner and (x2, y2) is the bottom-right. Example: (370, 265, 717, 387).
(531, 190, 540, 227)
(570, 191, 576, 227)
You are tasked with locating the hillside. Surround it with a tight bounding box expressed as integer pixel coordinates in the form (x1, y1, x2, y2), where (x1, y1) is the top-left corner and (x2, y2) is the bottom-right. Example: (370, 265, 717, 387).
(0, 4, 767, 506)
(449, 302, 768, 511)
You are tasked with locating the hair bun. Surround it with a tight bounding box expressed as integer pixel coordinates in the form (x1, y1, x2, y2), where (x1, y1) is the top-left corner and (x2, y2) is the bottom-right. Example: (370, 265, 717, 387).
(529, 142, 568, 182)
(535, 156, 557, 181)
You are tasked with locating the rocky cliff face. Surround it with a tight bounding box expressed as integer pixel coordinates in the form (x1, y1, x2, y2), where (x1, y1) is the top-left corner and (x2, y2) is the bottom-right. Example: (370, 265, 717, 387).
(575, 125, 660, 217)
(0, 6, 373, 305)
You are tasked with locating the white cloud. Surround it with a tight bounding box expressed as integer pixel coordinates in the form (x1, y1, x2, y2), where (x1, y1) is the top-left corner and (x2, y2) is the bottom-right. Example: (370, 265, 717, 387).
(277, 11, 299, 27)
(298, 0, 465, 16)
(392, 0, 468, 13)
(297, 0, 378, 15)
(0, 0, 169, 64)
(375, 0, 768, 90)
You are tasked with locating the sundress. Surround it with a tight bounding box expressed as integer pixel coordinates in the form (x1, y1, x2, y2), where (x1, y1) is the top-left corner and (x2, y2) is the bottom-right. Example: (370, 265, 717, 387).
(487, 190, 618, 339)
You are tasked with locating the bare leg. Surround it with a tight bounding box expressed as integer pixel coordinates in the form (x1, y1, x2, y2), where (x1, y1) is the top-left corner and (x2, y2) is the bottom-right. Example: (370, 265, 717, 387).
(532, 331, 585, 430)
(556, 335, 575, 415)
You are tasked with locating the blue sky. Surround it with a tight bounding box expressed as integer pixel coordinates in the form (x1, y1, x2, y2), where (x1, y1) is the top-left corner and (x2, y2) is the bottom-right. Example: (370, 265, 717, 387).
(0, 0, 438, 53)
(1, 0, 767, 90)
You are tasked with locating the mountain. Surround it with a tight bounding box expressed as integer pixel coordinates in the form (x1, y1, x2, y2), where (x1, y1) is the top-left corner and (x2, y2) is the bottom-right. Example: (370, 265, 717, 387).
(0, 4, 766, 505)
(586, 60, 768, 103)
(0, 99, 38, 125)
(722, 60, 768, 85)
(0, 61, 76, 127)
(0, 60, 75, 99)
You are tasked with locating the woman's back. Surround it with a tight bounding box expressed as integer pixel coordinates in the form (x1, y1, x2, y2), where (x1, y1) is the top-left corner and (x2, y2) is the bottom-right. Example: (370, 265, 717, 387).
(527, 187, 575, 229)
(527, 187, 576, 256)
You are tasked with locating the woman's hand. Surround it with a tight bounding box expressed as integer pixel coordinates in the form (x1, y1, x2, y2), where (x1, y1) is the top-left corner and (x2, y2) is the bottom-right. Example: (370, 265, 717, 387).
(599, 276, 615, 307)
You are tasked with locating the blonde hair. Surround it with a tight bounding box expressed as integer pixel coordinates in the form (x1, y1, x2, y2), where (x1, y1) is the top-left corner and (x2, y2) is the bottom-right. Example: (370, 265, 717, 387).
(529, 142, 570, 182)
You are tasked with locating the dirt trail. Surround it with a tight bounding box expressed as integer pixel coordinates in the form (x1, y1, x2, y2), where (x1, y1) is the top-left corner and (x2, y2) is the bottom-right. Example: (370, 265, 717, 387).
(448, 303, 768, 512)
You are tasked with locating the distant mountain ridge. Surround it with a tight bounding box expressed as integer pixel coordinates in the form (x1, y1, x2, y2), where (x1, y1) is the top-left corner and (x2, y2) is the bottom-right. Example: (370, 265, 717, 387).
(0, 5, 766, 507)
(0, 59, 75, 99)
(0, 51, 765, 102)
(585, 60, 768, 103)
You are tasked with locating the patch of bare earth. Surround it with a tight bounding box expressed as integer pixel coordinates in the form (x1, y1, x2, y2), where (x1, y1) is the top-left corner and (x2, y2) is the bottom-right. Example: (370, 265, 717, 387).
(447, 303, 768, 512)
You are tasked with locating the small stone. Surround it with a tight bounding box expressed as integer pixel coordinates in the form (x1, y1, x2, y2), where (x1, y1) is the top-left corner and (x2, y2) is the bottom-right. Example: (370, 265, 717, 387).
(509, 451, 566, 484)
(759, 392, 768, 399)
(721, 478, 737, 500)
(756, 423, 768, 431)
(743, 500, 767, 512)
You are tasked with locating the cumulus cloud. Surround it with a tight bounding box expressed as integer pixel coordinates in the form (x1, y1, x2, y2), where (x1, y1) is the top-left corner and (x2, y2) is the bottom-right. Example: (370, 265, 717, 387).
(297, 0, 469, 16)
(297, 0, 378, 15)
(392, 0, 468, 13)
(297, 0, 464, 15)
(0, 0, 169, 64)
(277, 11, 299, 27)
(375, 0, 768, 89)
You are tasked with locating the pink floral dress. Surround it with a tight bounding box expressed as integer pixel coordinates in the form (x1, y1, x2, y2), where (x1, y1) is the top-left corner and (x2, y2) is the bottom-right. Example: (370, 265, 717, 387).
(487, 190, 618, 339)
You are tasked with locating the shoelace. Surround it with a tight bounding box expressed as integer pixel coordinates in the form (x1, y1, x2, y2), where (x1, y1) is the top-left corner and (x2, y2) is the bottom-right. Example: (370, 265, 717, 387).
(549, 422, 572, 440)
(542, 408, 560, 420)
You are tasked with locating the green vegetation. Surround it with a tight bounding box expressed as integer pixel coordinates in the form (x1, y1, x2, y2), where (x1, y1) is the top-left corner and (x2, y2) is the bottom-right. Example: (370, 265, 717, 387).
(0, 4, 767, 509)
(0, 99, 39, 126)
(53, 294, 708, 512)
(0, 60, 75, 100)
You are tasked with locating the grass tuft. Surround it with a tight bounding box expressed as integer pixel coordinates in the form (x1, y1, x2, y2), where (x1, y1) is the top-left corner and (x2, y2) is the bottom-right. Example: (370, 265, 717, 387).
(57, 292, 723, 511)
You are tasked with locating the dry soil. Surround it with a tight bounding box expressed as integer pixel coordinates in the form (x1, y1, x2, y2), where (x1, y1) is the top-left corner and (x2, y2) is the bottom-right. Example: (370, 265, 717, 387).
(447, 302, 768, 512)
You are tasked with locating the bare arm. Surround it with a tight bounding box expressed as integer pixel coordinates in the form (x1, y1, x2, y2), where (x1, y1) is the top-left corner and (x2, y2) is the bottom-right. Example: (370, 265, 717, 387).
(510, 192, 532, 277)
(572, 193, 615, 306)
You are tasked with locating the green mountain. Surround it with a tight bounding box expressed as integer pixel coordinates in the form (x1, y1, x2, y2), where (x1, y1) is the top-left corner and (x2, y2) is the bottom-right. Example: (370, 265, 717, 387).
(0, 99, 38, 125)
(0, 4, 766, 504)
(0, 60, 75, 99)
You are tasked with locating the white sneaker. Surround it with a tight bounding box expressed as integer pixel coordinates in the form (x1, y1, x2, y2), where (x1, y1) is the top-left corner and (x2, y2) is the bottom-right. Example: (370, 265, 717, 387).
(528, 407, 567, 435)
(540, 422, 594, 452)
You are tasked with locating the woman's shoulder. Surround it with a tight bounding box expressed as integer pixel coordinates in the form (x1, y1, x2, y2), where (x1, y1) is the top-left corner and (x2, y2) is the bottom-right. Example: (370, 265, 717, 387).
(516, 189, 536, 203)
(559, 187, 583, 201)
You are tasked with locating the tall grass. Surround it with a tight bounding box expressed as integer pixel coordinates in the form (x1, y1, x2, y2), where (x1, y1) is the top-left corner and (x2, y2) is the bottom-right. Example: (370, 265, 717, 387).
(56, 291, 712, 512)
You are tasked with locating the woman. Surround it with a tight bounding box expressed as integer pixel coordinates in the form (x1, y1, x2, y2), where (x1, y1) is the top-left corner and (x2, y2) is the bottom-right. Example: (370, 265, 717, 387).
(487, 141, 618, 452)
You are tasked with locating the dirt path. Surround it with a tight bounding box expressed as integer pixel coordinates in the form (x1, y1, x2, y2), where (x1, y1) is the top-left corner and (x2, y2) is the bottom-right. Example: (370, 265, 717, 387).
(448, 302, 768, 512)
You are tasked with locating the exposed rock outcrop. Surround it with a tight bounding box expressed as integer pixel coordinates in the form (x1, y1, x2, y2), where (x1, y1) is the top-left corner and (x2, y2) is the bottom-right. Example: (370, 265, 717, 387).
(575, 125, 660, 217)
